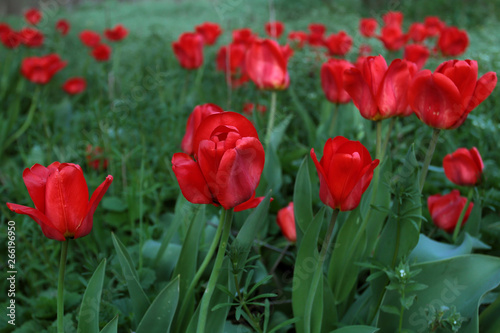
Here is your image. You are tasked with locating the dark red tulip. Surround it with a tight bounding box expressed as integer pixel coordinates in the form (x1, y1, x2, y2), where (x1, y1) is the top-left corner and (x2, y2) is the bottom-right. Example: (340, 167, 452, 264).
(287, 31, 308, 48)
(424, 16, 445, 37)
(232, 28, 256, 46)
(0, 25, 21, 49)
(80, 30, 101, 47)
(321, 58, 355, 104)
(324, 31, 353, 56)
(195, 22, 222, 45)
(242, 103, 267, 115)
(311, 136, 379, 211)
(86, 145, 109, 170)
(359, 18, 378, 37)
(6, 162, 113, 241)
(19, 27, 44, 48)
(21, 54, 67, 84)
(437, 26, 469, 57)
(408, 22, 427, 43)
(382, 11, 403, 27)
(25, 8, 42, 25)
(104, 24, 128, 42)
(443, 147, 483, 186)
(181, 103, 224, 155)
(62, 77, 86, 95)
(378, 25, 408, 51)
(428, 190, 473, 233)
(408, 59, 497, 129)
(56, 19, 70, 36)
(245, 39, 289, 90)
(343, 56, 417, 120)
(404, 44, 430, 70)
(172, 112, 265, 209)
(91, 43, 112, 62)
(277, 202, 296, 242)
(216, 43, 249, 87)
(308, 23, 326, 46)
(172, 32, 204, 69)
(265, 21, 284, 39)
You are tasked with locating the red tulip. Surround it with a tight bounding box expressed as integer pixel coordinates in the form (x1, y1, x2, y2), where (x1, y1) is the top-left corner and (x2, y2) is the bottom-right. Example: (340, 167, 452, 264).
(404, 44, 430, 70)
(428, 190, 473, 233)
(265, 21, 284, 39)
(382, 11, 403, 27)
(56, 19, 70, 36)
(443, 147, 483, 186)
(408, 59, 497, 129)
(91, 43, 112, 62)
(80, 30, 101, 47)
(216, 43, 249, 87)
(359, 18, 378, 37)
(19, 27, 44, 48)
(172, 112, 265, 210)
(287, 31, 308, 48)
(378, 25, 408, 51)
(181, 103, 225, 155)
(424, 16, 445, 37)
(324, 31, 353, 56)
(308, 23, 326, 46)
(195, 22, 222, 45)
(343, 56, 417, 120)
(437, 26, 469, 56)
(86, 145, 109, 170)
(6, 162, 113, 241)
(242, 103, 267, 115)
(104, 24, 128, 42)
(280, 44, 294, 61)
(0, 25, 21, 49)
(277, 202, 296, 242)
(62, 77, 86, 95)
(311, 136, 379, 211)
(408, 23, 427, 43)
(245, 39, 289, 90)
(25, 8, 42, 25)
(321, 58, 355, 104)
(172, 32, 204, 69)
(232, 28, 256, 46)
(21, 54, 67, 84)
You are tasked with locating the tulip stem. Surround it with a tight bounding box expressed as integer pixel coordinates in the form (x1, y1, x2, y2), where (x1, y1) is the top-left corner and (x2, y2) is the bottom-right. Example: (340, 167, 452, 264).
(265, 91, 278, 147)
(57, 240, 70, 333)
(419, 128, 441, 192)
(328, 103, 339, 137)
(381, 117, 396, 158)
(303, 209, 339, 331)
(197, 208, 234, 333)
(375, 120, 383, 161)
(452, 187, 474, 243)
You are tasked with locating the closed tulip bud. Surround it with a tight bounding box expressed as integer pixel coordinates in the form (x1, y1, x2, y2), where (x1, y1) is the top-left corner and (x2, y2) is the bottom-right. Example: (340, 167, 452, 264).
(382, 11, 404, 27)
(408, 22, 427, 43)
(428, 190, 473, 233)
(62, 77, 86, 95)
(359, 18, 378, 37)
(311, 136, 379, 211)
(308, 23, 326, 46)
(79, 30, 101, 47)
(321, 58, 355, 104)
(404, 44, 430, 70)
(7, 162, 113, 241)
(172, 32, 204, 69)
(245, 39, 290, 90)
(277, 202, 296, 242)
(437, 26, 469, 57)
(196, 22, 222, 45)
(324, 31, 353, 56)
(91, 43, 112, 62)
(25, 8, 42, 25)
(56, 19, 70, 36)
(265, 21, 284, 39)
(443, 147, 483, 186)
(424, 16, 445, 37)
(104, 24, 128, 42)
(378, 25, 408, 51)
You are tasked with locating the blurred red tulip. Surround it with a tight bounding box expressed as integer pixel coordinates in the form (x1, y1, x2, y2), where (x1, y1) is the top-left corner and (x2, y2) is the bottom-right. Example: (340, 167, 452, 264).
(280, 44, 294, 61)
(404, 44, 430, 70)
(378, 25, 408, 51)
(56, 19, 70, 36)
(104, 24, 128, 42)
(80, 30, 101, 47)
(0, 24, 21, 48)
(358, 44, 372, 57)
(172, 32, 204, 69)
(20, 27, 44, 48)
(265, 21, 284, 39)
(443, 147, 484, 186)
(408, 22, 427, 43)
(232, 28, 256, 46)
(288, 31, 308, 48)
(424, 16, 445, 37)
(181, 103, 224, 155)
(437, 26, 469, 56)
(21, 54, 66, 84)
(91, 43, 112, 62)
(25, 8, 42, 25)
(86, 145, 109, 170)
(311, 136, 379, 211)
(242, 103, 267, 115)
(324, 31, 353, 56)
(343, 56, 417, 120)
(382, 11, 403, 27)
(277, 202, 296, 242)
(216, 43, 249, 87)
(408, 59, 497, 129)
(359, 18, 378, 37)
(321, 58, 355, 104)
(195, 22, 222, 45)
(62, 77, 86, 95)
(6, 162, 113, 241)
(172, 112, 265, 209)
(245, 39, 289, 90)
(308, 23, 326, 46)
(428, 190, 473, 233)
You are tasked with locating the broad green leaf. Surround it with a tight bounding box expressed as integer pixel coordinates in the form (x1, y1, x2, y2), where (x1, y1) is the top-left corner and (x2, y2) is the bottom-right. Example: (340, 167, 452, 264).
(378, 255, 500, 332)
(100, 315, 118, 333)
(330, 325, 379, 333)
(136, 276, 180, 333)
(77, 259, 107, 333)
(479, 292, 500, 332)
(263, 147, 283, 194)
(294, 157, 313, 239)
(111, 233, 150, 326)
(142, 240, 181, 281)
(409, 233, 490, 263)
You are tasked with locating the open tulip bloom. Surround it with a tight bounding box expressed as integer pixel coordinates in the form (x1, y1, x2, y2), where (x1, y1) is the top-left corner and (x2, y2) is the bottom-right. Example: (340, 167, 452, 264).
(443, 147, 484, 186)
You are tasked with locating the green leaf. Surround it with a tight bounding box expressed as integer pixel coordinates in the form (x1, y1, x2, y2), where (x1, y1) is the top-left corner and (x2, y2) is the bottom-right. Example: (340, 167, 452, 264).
(136, 276, 180, 333)
(77, 259, 107, 333)
(409, 233, 490, 263)
(480, 292, 500, 332)
(111, 233, 150, 326)
(330, 325, 379, 333)
(379, 255, 500, 332)
(380, 305, 401, 316)
(100, 315, 118, 333)
(293, 157, 314, 238)
(463, 193, 482, 237)
(288, 86, 316, 146)
(101, 196, 128, 212)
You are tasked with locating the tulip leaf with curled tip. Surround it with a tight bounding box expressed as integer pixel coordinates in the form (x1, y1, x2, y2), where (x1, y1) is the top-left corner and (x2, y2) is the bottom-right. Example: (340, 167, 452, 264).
(378, 255, 500, 332)
(294, 157, 314, 241)
(292, 207, 326, 333)
(136, 276, 180, 333)
(330, 326, 379, 333)
(409, 232, 490, 263)
(111, 233, 150, 326)
(100, 315, 118, 333)
(77, 259, 106, 333)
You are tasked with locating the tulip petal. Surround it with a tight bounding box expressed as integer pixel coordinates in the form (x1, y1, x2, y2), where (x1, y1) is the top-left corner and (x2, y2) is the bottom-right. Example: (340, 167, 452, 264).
(341, 159, 379, 211)
(326, 152, 363, 207)
(320, 137, 350, 175)
(377, 59, 413, 118)
(311, 148, 337, 209)
(6, 203, 65, 241)
(343, 67, 379, 119)
(465, 71, 497, 113)
(234, 194, 270, 212)
(172, 153, 214, 205)
(22, 164, 50, 212)
(470, 147, 484, 173)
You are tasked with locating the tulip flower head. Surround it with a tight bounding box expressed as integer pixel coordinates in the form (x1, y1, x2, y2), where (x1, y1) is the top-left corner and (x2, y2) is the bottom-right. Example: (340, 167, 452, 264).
(91, 43, 112, 62)
(359, 18, 378, 38)
(443, 147, 483, 186)
(321, 58, 355, 104)
(404, 44, 430, 70)
(245, 39, 290, 90)
(195, 22, 222, 45)
(25, 8, 42, 25)
(7, 162, 113, 241)
(277, 202, 296, 243)
(428, 190, 473, 233)
(20, 27, 44, 48)
(0, 25, 21, 49)
(324, 31, 353, 56)
(21, 54, 67, 84)
(287, 31, 308, 48)
(437, 26, 469, 56)
(172, 32, 204, 69)
(56, 19, 70, 36)
(62, 77, 86, 95)
(80, 30, 101, 47)
(181, 103, 225, 155)
(265, 21, 284, 39)
(104, 24, 128, 42)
